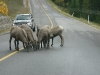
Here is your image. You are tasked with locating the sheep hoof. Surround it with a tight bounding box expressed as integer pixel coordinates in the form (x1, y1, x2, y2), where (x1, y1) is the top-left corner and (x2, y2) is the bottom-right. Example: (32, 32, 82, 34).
(51, 44, 53, 46)
(60, 45, 63, 47)
(9, 47, 11, 50)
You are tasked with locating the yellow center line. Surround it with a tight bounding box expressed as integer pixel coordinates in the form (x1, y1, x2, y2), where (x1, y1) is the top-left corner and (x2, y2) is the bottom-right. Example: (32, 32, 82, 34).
(37, 0, 54, 28)
(0, 48, 23, 62)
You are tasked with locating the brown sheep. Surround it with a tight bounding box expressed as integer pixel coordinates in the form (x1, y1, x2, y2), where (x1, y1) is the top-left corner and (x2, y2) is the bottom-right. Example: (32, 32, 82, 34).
(36, 25, 50, 49)
(37, 25, 64, 47)
(20, 24, 37, 50)
(9, 25, 30, 51)
(37, 25, 50, 49)
(49, 25, 64, 46)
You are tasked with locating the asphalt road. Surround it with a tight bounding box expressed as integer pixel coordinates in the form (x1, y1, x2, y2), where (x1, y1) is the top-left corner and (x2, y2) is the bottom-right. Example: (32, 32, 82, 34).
(0, 0, 100, 75)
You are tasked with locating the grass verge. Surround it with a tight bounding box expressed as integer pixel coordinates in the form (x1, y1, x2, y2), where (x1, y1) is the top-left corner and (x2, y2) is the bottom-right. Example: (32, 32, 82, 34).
(47, 0, 100, 30)
(0, 0, 30, 19)
(0, 28, 11, 35)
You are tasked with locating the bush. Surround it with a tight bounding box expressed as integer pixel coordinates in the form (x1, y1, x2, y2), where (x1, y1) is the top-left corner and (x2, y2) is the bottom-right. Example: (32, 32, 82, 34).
(0, 1, 8, 15)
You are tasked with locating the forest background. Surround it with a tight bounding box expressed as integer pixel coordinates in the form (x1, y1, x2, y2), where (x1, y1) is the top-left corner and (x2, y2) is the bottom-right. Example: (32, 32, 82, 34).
(0, 0, 100, 24)
(0, 0, 29, 19)
(51, 0, 100, 24)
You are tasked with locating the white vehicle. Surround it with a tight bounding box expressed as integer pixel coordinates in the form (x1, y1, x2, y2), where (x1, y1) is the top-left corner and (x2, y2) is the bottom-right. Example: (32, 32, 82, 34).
(13, 14, 35, 31)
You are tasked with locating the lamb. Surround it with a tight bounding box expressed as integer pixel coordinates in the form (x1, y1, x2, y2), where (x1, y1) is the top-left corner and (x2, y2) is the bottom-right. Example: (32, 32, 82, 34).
(49, 25, 64, 46)
(9, 25, 30, 51)
(20, 24, 37, 50)
(37, 25, 50, 49)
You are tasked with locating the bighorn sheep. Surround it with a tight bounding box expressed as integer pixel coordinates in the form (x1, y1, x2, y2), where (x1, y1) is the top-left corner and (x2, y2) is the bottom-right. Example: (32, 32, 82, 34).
(20, 24, 37, 50)
(37, 25, 64, 47)
(9, 25, 30, 51)
(37, 25, 50, 49)
(49, 25, 64, 46)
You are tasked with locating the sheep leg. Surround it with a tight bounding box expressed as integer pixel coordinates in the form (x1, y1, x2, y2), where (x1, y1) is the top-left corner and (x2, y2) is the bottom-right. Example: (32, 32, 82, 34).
(51, 38, 53, 46)
(25, 42, 31, 52)
(36, 43, 38, 50)
(43, 40, 45, 48)
(59, 34, 64, 47)
(36, 43, 39, 50)
(33, 45, 36, 51)
(32, 43, 36, 51)
(36, 41, 40, 49)
(47, 36, 50, 49)
(9, 36, 12, 50)
(14, 39, 17, 50)
(38, 43, 40, 49)
(41, 41, 42, 48)
(23, 42, 26, 49)
(25, 42, 30, 52)
(37, 44, 40, 49)
(16, 40, 19, 51)
(34, 41, 37, 50)
(42, 40, 45, 48)
(45, 40, 47, 48)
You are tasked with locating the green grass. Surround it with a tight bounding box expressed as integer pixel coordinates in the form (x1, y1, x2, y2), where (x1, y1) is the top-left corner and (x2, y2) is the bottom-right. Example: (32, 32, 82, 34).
(47, 0, 100, 30)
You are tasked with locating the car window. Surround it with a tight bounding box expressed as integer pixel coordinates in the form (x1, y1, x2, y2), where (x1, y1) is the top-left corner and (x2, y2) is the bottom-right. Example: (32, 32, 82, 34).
(15, 15, 31, 20)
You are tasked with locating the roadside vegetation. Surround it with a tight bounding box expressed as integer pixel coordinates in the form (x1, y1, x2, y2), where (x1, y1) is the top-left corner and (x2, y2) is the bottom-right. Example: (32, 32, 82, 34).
(47, 0, 100, 29)
(0, 0, 30, 19)
(0, 0, 30, 34)
(0, 1, 8, 16)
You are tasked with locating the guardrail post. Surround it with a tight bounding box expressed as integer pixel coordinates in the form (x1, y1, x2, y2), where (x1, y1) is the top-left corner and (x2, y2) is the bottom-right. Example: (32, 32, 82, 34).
(88, 15, 89, 23)
(72, 12, 74, 17)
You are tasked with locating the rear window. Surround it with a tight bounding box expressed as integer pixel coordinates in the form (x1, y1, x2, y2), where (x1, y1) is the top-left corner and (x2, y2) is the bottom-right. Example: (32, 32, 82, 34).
(15, 15, 31, 20)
